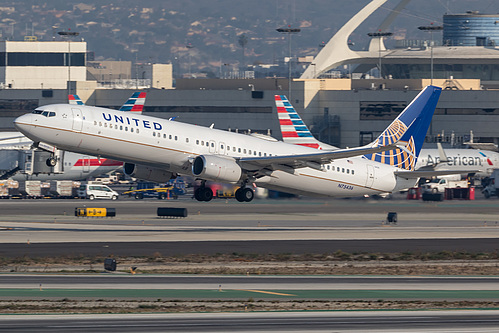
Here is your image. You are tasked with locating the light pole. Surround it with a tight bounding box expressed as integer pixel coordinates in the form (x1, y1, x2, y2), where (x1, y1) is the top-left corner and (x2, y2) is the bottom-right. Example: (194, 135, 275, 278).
(367, 31, 392, 79)
(58, 30, 79, 95)
(418, 25, 443, 85)
(277, 26, 300, 99)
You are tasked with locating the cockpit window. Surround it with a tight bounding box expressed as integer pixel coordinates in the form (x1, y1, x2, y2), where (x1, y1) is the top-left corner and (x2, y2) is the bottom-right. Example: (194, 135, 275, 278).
(32, 109, 56, 117)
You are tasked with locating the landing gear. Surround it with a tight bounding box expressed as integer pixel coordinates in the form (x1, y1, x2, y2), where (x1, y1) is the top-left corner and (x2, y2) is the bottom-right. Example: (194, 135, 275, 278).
(235, 187, 254, 202)
(46, 156, 57, 167)
(194, 186, 213, 202)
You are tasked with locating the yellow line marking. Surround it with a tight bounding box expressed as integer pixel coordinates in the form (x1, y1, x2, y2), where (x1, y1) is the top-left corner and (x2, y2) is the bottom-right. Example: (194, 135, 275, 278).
(237, 289, 296, 296)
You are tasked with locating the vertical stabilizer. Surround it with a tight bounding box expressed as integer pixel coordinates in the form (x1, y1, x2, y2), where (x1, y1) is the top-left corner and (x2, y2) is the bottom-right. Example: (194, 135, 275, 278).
(68, 95, 84, 105)
(275, 95, 336, 150)
(119, 92, 147, 114)
(364, 85, 442, 170)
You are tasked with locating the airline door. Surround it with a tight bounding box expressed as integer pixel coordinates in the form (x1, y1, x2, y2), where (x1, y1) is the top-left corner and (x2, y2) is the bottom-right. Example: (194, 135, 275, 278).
(71, 108, 83, 132)
(365, 165, 375, 188)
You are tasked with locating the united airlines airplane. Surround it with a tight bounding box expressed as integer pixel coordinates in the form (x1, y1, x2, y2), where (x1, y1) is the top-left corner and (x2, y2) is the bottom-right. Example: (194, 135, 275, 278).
(14, 85, 442, 202)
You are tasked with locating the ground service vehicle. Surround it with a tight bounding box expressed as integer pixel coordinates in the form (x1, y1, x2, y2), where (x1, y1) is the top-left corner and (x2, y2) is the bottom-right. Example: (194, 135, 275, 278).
(78, 184, 119, 200)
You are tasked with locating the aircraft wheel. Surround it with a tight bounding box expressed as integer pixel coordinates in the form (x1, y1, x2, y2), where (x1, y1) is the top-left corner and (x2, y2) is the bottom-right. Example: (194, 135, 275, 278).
(194, 188, 202, 201)
(200, 187, 213, 201)
(241, 187, 254, 202)
(235, 188, 244, 202)
(46, 157, 57, 167)
(236, 188, 254, 202)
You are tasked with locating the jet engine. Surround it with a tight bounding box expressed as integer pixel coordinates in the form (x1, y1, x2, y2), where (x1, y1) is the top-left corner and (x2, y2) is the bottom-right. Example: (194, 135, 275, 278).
(192, 155, 242, 183)
(123, 163, 174, 183)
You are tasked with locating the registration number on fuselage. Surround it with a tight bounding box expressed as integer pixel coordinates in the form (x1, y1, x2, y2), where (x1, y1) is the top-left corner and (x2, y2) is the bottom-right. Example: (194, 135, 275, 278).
(338, 184, 354, 190)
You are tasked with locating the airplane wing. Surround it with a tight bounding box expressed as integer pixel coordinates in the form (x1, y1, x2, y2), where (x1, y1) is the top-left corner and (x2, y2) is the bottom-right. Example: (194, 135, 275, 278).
(238, 142, 404, 172)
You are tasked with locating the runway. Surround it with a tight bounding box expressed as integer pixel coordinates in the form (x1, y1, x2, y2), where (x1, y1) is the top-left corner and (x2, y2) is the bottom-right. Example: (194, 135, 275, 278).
(2, 274, 499, 292)
(1, 198, 499, 256)
(1, 311, 499, 332)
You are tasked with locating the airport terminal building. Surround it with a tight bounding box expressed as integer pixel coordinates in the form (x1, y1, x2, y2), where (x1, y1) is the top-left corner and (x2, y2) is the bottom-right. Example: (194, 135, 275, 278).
(0, 7, 499, 150)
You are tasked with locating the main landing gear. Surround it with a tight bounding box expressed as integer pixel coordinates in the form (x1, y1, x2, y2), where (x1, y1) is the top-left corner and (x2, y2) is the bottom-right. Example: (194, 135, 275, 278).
(193, 183, 254, 203)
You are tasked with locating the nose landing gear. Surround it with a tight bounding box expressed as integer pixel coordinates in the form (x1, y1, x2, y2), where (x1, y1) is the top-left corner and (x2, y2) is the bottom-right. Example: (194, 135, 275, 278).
(46, 156, 57, 167)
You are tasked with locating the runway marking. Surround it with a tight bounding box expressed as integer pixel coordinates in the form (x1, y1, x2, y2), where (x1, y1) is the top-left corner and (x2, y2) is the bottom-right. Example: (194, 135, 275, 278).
(237, 289, 296, 296)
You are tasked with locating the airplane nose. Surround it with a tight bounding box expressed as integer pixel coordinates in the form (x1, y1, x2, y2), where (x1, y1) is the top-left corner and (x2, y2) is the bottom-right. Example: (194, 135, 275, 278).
(14, 113, 33, 132)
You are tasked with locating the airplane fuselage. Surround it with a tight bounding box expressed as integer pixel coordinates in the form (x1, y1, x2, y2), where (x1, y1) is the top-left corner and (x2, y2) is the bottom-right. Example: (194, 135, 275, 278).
(14, 104, 415, 197)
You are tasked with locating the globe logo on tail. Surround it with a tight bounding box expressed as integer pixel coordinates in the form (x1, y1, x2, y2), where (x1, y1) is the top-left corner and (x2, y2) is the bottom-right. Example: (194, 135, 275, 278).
(364, 119, 416, 170)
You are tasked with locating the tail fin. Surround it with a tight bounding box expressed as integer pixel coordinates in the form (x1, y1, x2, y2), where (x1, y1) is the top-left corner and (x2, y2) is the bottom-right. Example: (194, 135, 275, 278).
(68, 94, 84, 105)
(364, 85, 442, 170)
(275, 95, 336, 150)
(119, 92, 147, 113)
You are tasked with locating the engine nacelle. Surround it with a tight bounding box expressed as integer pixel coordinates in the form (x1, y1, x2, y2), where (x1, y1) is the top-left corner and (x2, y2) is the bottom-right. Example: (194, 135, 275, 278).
(192, 155, 242, 183)
(123, 163, 174, 183)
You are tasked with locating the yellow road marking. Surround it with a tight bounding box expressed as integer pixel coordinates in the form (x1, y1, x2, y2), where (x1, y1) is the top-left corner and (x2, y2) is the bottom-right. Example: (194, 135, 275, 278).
(237, 289, 296, 296)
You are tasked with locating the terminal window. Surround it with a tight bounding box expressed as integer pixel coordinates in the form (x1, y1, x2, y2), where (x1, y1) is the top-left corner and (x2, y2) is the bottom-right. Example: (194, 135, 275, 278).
(360, 102, 407, 120)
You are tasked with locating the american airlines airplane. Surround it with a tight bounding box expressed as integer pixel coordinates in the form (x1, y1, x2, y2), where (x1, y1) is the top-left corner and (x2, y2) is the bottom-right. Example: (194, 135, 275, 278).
(14, 85, 443, 202)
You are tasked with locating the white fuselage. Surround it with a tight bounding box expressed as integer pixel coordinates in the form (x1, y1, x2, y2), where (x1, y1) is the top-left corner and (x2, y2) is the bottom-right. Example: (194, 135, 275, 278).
(417, 149, 498, 176)
(14, 104, 415, 197)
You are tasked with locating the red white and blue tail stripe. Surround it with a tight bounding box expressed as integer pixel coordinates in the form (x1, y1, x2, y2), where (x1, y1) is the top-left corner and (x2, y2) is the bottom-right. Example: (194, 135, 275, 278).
(275, 95, 323, 149)
(119, 92, 147, 113)
(68, 95, 84, 105)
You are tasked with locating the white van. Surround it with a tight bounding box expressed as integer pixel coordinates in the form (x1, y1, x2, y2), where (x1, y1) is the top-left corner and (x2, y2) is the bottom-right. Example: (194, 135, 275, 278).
(78, 184, 119, 200)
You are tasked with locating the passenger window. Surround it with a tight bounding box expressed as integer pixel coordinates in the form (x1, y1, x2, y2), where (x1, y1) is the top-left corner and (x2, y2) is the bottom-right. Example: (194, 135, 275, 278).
(206, 142, 209, 147)
(131, 128, 134, 132)
(196, 140, 199, 145)
(94, 121, 97, 125)
(352, 170, 355, 175)
(249, 150, 252, 154)
(136, 129, 139, 134)
(169, 135, 173, 140)
(221, 144, 224, 149)
(342, 168, 345, 173)
(163, 134, 166, 139)
(327, 165, 330, 170)
(238, 148, 241, 153)
(243, 149, 247, 154)
(347, 169, 350, 174)
(99, 122, 102, 126)
(125, 127, 128, 131)
(186, 138, 189, 143)
(259, 152, 261, 156)
(120, 126, 123, 130)
(175, 136, 178, 141)
(110, 124, 113, 129)
(233, 147, 236, 152)
(104, 123, 107, 128)
(211, 142, 214, 147)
